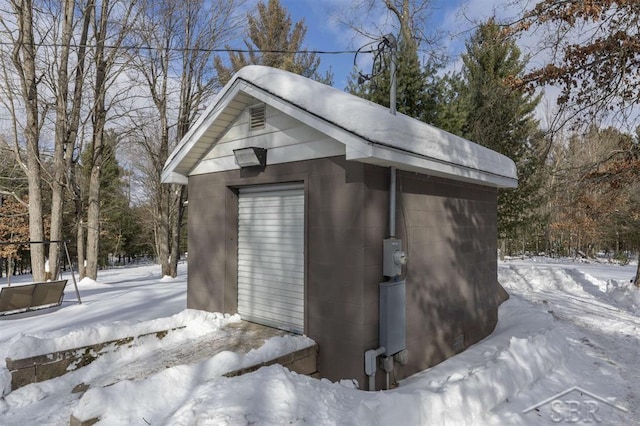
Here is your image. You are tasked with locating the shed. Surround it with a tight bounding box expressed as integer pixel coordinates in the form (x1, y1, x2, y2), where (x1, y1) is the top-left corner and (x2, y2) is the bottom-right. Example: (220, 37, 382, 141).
(161, 65, 517, 390)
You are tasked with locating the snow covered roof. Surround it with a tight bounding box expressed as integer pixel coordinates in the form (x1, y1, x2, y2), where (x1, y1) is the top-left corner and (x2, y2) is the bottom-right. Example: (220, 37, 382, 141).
(161, 65, 517, 188)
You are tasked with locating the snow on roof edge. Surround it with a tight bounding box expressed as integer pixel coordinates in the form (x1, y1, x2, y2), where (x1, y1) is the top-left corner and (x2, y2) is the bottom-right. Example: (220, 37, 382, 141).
(232, 66, 517, 183)
(162, 65, 518, 187)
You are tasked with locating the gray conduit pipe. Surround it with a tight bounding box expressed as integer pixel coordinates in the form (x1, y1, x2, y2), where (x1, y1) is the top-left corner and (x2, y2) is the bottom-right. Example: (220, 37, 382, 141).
(390, 166, 396, 237)
(364, 347, 386, 391)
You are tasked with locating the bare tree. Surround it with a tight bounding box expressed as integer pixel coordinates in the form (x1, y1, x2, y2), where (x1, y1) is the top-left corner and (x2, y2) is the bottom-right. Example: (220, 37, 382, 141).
(0, 0, 97, 281)
(0, 0, 46, 281)
(335, 0, 440, 49)
(42, 0, 93, 280)
(509, 0, 640, 280)
(130, 0, 244, 277)
(84, 0, 140, 280)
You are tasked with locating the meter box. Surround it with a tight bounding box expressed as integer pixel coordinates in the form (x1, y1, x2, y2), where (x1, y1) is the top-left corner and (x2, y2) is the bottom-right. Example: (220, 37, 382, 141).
(383, 238, 407, 277)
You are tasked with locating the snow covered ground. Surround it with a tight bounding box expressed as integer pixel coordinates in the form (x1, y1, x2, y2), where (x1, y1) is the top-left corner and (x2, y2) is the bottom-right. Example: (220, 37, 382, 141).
(0, 258, 638, 425)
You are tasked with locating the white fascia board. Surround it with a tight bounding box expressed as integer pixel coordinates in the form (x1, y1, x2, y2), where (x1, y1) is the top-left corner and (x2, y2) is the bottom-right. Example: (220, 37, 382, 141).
(238, 82, 374, 159)
(351, 145, 518, 188)
(160, 170, 189, 185)
(161, 83, 247, 180)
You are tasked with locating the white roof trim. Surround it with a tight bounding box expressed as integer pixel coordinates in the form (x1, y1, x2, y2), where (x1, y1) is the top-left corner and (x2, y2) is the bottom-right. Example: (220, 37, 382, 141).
(162, 65, 518, 188)
(161, 83, 246, 184)
(350, 146, 517, 188)
(162, 171, 188, 185)
(237, 84, 375, 159)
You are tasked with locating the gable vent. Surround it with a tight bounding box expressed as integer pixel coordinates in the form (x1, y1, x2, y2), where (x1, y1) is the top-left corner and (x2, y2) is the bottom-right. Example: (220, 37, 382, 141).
(249, 104, 266, 130)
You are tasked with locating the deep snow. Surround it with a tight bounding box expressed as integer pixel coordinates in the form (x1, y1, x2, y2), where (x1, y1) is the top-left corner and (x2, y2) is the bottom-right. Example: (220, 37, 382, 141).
(0, 258, 638, 425)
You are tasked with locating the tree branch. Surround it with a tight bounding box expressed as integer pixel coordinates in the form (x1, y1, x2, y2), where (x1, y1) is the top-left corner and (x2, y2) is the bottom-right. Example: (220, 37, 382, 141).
(0, 190, 29, 208)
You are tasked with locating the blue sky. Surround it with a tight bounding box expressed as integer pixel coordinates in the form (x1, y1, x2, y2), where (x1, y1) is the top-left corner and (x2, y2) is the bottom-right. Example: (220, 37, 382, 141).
(273, 0, 528, 89)
(280, 0, 464, 88)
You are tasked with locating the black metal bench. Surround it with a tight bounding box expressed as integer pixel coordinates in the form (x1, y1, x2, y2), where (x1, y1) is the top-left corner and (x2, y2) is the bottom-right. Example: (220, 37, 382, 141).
(0, 280, 67, 316)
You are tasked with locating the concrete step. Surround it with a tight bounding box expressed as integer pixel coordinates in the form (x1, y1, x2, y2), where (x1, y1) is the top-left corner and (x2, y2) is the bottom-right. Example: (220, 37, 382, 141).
(6, 321, 317, 392)
(67, 321, 318, 425)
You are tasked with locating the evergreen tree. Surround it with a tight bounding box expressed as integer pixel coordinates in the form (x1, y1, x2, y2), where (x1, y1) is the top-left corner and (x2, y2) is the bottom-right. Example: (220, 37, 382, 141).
(345, 0, 444, 122)
(78, 132, 145, 267)
(347, 37, 440, 123)
(214, 0, 330, 84)
(460, 19, 544, 246)
(432, 72, 468, 135)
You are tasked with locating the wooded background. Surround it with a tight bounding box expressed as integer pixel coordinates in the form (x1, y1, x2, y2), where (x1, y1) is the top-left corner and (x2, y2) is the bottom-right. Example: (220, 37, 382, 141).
(0, 0, 638, 282)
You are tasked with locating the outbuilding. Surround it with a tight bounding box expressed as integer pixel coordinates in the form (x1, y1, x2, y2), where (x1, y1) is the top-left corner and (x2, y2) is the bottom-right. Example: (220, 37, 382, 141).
(161, 65, 517, 390)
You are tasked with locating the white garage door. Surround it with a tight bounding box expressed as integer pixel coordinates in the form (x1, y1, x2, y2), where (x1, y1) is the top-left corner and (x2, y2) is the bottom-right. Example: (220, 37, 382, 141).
(237, 183, 304, 334)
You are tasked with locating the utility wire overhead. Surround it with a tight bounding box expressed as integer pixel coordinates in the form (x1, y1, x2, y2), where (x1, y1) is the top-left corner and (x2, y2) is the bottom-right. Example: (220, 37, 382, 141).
(0, 40, 374, 55)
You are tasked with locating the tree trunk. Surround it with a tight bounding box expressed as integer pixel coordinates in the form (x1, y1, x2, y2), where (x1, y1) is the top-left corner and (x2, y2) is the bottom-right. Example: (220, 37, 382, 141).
(11, 0, 45, 281)
(7, 255, 13, 286)
(635, 251, 640, 288)
(77, 217, 86, 279)
(26, 154, 45, 282)
(169, 185, 185, 277)
(85, 160, 102, 280)
(85, 0, 109, 281)
(48, 147, 65, 280)
(49, 0, 91, 279)
(156, 58, 171, 277)
(48, 0, 73, 280)
(158, 185, 171, 277)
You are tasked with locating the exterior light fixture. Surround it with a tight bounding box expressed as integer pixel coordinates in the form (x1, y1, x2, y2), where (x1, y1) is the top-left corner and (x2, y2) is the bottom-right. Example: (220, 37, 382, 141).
(233, 147, 267, 169)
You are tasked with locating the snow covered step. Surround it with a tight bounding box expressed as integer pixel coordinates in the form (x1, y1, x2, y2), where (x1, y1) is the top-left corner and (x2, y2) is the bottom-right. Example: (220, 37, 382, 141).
(5, 327, 185, 391)
(78, 320, 317, 391)
(4, 310, 317, 393)
(69, 324, 317, 426)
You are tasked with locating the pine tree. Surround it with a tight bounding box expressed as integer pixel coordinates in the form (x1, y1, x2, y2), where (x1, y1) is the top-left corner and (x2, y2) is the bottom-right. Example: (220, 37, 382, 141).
(214, 0, 329, 84)
(345, 0, 444, 122)
(432, 72, 468, 135)
(78, 131, 137, 268)
(348, 37, 439, 123)
(460, 19, 544, 246)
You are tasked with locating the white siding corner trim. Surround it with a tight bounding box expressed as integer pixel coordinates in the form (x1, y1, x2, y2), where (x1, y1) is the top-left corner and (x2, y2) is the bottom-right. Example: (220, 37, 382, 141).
(237, 183, 305, 334)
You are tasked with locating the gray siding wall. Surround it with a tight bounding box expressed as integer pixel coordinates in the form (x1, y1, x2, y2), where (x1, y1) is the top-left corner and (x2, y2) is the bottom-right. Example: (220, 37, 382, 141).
(392, 172, 499, 380)
(306, 159, 389, 384)
(187, 156, 499, 389)
(188, 157, 381, 387)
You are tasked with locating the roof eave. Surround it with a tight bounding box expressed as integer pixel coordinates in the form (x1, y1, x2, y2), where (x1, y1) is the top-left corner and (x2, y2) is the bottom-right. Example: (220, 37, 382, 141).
(348, 145, 518, 189)
(161, 170, 188, 185)
(238, 79, 518, 188)
(162, 66, 518, 189)
(161, 78, 248, 181)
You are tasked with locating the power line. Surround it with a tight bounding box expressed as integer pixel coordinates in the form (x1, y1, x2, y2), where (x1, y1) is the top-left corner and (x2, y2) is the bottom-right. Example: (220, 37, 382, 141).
(0, 40, 373, 55)
(354, 35, 396, 85)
